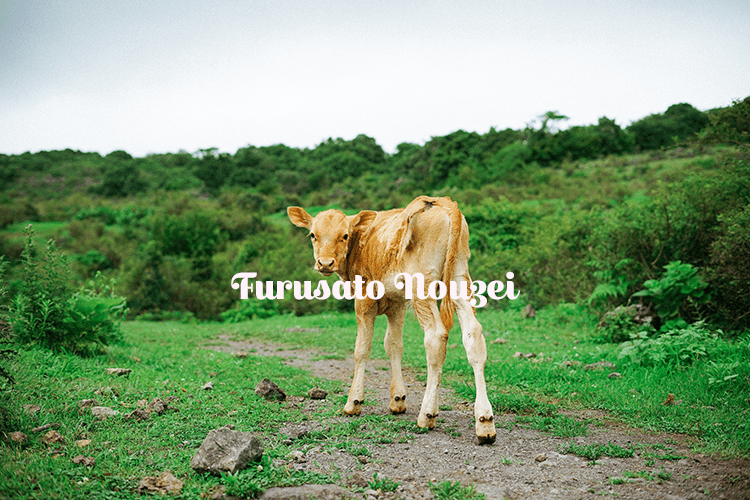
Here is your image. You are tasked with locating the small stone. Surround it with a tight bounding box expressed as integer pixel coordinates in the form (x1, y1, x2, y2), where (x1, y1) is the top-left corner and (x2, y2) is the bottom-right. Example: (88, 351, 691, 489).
(584, 361, 616, 371)
(76, 439, 91, 447)
(138, 470, 183, 495)
(346, 471, 368, 488)
(255, 378, 286, 402)
(126, 409, 150, 421)
(78, 399, 99, 410)
(72, 455, 95, 467)
(8, 431, 28, 444)
(535, 453, 547, 462)
(308, 387, 327, 400)
(608, 372, 622, 379)
(42, 430, 65, 446)
(148, 398, 174, 415)
(201, 381, 214, 391)
(106, 368, 132, 377)
(233, 352, 248, 359)
(522, 304, 536, 318)
(190, 427, 263, 475)
(91, 406, 118, 420)
(259, 485, 355, 499)
(23, 404, 42, 415)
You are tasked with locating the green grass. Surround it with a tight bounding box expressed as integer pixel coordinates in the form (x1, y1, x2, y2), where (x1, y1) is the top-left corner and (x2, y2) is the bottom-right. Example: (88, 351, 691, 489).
(0, 321, 356, 499)
(429, 479, 485, 500)
(559, 441, 636, 462)
(1, 300, 748, 498)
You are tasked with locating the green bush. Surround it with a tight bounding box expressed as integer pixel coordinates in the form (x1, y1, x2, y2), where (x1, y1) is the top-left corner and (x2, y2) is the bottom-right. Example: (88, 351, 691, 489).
(706, 204, 750, 330)
(632, 261, 709, 330)
(220, 299, 280, 323)
(618, 321, 720, 368)
(0, 258, 16, 388)
(8, 226, 126, 355)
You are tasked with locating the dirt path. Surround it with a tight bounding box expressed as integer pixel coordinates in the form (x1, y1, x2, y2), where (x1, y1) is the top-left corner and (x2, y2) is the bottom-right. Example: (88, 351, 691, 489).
(205, 335, 749, 500)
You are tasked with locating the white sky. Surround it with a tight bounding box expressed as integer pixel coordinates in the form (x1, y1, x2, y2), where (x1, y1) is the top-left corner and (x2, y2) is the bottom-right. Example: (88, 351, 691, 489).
(1, 0, 748, 157)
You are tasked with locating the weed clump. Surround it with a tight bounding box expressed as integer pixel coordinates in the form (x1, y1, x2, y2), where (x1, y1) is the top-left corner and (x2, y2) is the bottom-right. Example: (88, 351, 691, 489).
(8, 225, 126, 356)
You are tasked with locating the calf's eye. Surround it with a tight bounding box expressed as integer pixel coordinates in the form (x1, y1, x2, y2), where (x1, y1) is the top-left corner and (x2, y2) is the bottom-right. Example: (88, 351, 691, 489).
(343, 234, 349, 241)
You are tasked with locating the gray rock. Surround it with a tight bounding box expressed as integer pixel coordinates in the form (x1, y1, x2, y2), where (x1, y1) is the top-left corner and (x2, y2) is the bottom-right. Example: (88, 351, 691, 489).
(255, 378, 286, 401)
(190, 426, 263, 475)
(91, 406, 118, 420)
(258, 484, 362, 499)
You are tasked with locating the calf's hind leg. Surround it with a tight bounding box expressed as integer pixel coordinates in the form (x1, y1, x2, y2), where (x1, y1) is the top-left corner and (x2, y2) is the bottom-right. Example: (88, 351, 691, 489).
(384, 303, 408, 414)
(413, 298, 448, 430)
(454, 282, 496, 444)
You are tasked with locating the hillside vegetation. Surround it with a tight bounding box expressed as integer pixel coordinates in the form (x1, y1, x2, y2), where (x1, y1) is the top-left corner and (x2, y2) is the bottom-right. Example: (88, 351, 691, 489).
(1, 97, 749, 334)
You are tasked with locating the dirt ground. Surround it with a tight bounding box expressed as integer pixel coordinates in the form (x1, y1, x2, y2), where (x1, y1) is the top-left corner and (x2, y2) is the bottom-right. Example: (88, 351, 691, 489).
(205, 335, 750, 500)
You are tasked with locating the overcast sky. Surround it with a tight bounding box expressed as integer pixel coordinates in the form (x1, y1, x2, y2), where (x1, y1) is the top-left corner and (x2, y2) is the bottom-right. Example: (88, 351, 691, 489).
(1, 0, 748, 157)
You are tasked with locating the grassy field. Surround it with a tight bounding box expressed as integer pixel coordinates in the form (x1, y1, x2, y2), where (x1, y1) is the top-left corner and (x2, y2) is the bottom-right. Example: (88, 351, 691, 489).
(1, 304, 748, 499)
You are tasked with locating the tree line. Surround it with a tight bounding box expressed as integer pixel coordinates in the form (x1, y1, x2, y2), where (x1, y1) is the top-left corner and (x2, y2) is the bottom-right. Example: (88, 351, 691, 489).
(0, 97, 748, 335)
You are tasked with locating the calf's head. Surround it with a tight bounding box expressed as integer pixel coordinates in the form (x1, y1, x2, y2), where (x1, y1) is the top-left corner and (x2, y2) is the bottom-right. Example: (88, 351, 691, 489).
(287, 207, 376, 276)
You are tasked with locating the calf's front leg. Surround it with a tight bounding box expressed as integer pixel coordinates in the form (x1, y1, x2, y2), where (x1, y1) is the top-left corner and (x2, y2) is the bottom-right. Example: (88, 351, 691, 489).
(344, 299, 377, 415)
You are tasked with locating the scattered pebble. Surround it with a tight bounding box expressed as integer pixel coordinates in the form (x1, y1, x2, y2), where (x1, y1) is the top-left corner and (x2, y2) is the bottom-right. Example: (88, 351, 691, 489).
(72, 455, 95, 467)
(308, 387, 327, 400)
(22, 404, 41, 415)
(8, 431, 28, 444)
(91, 406, 118, 420)
(42, 430, 65, 446)
(106, 368, 132, 377)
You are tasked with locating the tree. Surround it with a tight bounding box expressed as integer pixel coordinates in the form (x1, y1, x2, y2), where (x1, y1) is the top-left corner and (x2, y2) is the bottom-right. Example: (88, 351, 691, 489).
(628, 103, 709, 151)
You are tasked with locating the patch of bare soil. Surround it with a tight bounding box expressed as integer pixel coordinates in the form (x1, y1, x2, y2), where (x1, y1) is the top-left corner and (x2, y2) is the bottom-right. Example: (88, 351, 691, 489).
(205, 335, 750, 500)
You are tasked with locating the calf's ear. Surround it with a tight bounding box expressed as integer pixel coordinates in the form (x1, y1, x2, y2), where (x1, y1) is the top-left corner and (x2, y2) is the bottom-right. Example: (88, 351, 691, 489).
(352, 210, 377, 233)
(287, 207, 313, 229)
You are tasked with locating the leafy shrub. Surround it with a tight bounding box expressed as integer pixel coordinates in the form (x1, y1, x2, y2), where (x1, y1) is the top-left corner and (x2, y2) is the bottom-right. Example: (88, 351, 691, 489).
(8, 226, 126, 355)
(0, 258, 16, 387)
(586, 258, 636, 309)
(632, 261, 709, 330)
(220, 299, 280, 323)
(701, 96, 750, 146)
(706, 204, 750, 329)
(596, 304, 655, 343)
(91, 163, 148, 197)
(618, 321, 720, 368)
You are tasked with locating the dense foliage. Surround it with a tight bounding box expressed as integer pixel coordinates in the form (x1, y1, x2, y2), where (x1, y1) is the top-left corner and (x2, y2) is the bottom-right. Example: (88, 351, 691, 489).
(1, 97, 748, 336)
